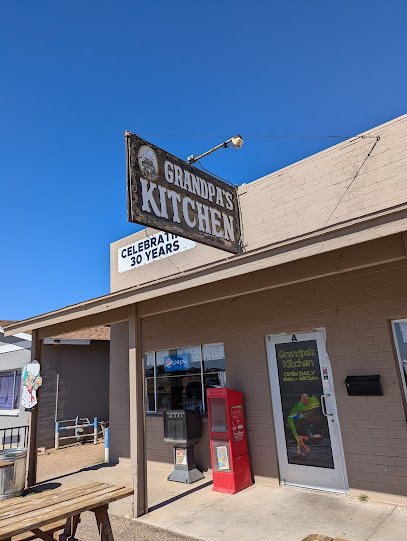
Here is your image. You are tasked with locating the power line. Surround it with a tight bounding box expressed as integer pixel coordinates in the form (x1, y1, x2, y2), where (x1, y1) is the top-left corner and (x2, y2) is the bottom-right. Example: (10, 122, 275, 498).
(324, 136, 381, 226)
(137, 132, 379, 141)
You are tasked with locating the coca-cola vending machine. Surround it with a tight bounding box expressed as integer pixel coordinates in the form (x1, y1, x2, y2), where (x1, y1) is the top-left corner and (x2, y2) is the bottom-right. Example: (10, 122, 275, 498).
(207, 387, 253, 494)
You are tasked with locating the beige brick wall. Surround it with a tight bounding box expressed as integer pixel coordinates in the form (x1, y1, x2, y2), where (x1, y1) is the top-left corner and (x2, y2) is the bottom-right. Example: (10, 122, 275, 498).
(111, 114, 407, 292)
(110, 257, 407, 497)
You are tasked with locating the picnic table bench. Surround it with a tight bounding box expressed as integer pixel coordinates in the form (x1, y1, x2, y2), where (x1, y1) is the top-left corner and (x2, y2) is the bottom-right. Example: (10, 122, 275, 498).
(0, 482, 133, 541)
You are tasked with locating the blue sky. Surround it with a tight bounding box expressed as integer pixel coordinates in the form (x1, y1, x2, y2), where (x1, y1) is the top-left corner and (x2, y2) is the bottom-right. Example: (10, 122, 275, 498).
(1, 1, 406, 320)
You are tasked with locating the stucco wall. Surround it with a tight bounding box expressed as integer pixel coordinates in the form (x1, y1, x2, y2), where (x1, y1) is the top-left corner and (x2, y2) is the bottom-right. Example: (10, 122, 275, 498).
(0, 348, 31, 430)
(110, 258, 407, 497)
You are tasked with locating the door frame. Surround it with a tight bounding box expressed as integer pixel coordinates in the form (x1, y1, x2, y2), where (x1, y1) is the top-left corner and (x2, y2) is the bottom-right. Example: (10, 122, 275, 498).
(265, 328, 349, 493)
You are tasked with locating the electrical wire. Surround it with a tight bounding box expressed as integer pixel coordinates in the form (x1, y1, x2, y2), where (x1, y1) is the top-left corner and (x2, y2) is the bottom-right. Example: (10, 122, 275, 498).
(194, 160, 238, 187)
(324, 136, 381, 226)
(137, 132, 379, 140)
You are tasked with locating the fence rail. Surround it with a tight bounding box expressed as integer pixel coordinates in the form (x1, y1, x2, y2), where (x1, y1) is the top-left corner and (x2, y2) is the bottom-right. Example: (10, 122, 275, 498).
(0, 425, 29, 450)
(55, 416, 107, 449)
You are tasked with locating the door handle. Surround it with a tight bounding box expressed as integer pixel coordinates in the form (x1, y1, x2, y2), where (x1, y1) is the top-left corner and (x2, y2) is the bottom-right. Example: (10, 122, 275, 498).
(321, 394, 333, 417)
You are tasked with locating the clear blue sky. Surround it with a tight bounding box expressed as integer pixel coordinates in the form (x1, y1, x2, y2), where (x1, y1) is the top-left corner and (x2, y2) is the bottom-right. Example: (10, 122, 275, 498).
(1, 1, 406, 320)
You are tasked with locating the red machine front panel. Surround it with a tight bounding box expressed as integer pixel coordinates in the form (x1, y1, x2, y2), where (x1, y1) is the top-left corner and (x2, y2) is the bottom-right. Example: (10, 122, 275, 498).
(207, 388, 253, 494)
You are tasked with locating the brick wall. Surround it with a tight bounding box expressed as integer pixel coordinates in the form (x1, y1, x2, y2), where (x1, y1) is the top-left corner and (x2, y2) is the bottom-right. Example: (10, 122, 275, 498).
(38, 341, 109, 449)
(111, 114, 407, 292)
(110, 258, 407, 497)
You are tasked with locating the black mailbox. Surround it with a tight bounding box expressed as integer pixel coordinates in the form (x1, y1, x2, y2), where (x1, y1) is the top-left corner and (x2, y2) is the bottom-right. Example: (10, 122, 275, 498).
(164, 410, 202, 445)
(345, 375, 382, 396)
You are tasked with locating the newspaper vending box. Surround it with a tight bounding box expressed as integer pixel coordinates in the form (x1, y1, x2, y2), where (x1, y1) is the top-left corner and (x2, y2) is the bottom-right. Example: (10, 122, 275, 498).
(207, 387, 253, 494)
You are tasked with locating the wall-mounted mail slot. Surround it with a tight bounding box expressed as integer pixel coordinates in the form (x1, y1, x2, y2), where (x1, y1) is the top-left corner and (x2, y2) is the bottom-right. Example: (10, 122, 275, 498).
(345, 375, 382, 396)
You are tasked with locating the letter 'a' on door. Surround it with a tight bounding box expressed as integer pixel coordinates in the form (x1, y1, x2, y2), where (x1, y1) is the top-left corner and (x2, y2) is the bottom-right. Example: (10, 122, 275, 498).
(265, 331, 348, 493)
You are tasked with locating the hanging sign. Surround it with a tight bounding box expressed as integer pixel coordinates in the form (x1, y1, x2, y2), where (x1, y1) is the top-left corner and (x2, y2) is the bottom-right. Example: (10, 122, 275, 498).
(118, 231, 196, 273)
(21, 360, 42, 409)
(126, 132, 242, 254)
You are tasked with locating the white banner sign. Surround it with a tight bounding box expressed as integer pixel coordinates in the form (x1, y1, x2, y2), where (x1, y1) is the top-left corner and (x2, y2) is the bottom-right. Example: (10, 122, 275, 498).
(118, 231, 196, 273)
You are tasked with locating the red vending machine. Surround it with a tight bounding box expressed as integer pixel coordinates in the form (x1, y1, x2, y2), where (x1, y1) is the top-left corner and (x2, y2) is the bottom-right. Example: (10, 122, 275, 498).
(207, 387, 253, 494)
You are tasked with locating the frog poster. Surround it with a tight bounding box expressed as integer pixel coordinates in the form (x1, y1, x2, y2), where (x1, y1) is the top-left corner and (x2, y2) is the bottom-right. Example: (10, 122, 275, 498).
(275, 340, 334, 469)
(21, 360, 43, 410)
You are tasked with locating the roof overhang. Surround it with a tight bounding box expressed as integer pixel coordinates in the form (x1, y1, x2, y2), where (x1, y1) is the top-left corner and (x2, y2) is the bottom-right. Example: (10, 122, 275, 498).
(4, 205, 407, 338)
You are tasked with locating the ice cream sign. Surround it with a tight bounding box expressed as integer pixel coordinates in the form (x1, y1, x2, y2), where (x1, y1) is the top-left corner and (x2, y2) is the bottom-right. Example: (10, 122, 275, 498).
(21, 360, 42, 409)
(164, 354, 190, 373)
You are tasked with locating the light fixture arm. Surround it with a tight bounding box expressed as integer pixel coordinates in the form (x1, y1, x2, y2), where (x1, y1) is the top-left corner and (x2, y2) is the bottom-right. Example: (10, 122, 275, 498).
(187, 135, 243, 165)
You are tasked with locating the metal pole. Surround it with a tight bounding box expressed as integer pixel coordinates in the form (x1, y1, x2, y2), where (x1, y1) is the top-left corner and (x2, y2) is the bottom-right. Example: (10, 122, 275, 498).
(54, 342, 61, 424)
(104, 427, 110, 463)
(55, 422, 60, 449)
(93, 417, 98, 445)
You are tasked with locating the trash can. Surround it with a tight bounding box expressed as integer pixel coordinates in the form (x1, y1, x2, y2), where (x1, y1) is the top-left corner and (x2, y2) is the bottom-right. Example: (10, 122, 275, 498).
(0, 448, 28, 499)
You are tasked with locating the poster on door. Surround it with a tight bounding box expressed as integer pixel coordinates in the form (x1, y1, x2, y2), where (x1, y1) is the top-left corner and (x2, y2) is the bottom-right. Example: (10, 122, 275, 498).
(275, 340, 334, 469)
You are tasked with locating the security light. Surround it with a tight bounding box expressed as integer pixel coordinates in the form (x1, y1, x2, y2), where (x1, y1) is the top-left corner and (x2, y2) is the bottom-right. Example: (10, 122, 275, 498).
(187, 134, 244, 165)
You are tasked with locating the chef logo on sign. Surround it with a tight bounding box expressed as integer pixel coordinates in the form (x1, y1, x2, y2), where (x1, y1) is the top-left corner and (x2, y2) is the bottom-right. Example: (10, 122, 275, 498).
(138, 145, 158, 181)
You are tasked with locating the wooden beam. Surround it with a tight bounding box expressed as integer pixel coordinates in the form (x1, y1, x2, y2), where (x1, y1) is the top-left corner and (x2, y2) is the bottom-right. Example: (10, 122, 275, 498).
(138, 233, 407, 318)
(37, 306, 130, 340)
(26, 331, 41, 488)
(128, 306, 147, 517)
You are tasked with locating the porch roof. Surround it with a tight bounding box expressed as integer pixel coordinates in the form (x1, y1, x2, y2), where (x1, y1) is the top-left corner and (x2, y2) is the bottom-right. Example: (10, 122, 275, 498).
(4, 206, 407, 338)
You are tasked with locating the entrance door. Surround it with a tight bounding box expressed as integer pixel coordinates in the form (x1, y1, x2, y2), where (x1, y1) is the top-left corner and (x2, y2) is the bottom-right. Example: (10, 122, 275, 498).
(266, 331, 348, 492)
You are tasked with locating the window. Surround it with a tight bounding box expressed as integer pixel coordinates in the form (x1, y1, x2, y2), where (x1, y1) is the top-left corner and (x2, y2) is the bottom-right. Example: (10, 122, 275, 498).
(144, 343, 226, 414)
(391, 320, 407, 406)
(0, 370, 21, 414)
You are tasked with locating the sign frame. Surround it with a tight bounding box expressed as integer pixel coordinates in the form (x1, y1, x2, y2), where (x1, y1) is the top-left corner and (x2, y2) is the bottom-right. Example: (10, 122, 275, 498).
(126, 132, 242, 254)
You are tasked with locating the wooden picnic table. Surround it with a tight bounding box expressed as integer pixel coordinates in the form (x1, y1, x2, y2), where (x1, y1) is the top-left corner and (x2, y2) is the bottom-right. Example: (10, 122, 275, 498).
(0, 482, 133, 541)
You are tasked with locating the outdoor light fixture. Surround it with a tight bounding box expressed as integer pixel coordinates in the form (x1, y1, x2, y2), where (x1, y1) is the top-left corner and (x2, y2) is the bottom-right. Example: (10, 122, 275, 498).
(187, 134, 244, 165)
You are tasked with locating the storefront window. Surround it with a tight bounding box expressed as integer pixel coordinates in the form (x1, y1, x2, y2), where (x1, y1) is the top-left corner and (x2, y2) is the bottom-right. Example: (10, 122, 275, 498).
(391, 320, 407, 407)
(144, 343, 226, 413)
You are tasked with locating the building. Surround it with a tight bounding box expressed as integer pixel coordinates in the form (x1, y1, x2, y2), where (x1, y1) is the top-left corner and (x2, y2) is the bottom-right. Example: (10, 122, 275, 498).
(5, 114, 407, 515)
(0, 322, 110, 449)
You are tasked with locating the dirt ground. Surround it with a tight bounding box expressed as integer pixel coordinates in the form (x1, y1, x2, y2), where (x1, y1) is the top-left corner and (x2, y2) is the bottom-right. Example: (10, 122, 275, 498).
(76, 513, 199, 541)
(36, 444, 200, 541)
(37, 442, 105, 482)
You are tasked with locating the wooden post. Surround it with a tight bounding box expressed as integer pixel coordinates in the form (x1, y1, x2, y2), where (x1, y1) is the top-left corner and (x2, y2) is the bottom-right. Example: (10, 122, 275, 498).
(26, 330, 42, 488)
(128, 305, 147, 517)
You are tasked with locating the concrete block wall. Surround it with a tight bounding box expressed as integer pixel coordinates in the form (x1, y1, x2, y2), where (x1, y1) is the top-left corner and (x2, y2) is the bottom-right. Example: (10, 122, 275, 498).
(111, 114, 407, 292)
(110, 257, 407, 497)
(38, 341, 110, 449)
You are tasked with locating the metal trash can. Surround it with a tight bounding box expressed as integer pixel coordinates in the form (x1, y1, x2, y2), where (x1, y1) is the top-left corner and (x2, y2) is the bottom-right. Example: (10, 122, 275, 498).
(0, 448, 27, 499)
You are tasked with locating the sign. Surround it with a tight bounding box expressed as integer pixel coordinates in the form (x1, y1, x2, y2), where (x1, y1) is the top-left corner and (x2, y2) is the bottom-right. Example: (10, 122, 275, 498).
(164, 353, 190, 373)
(216, 445, 230, 470)
(231, 405, 245, 443)
(126, 132, 242, 254)
(118, 231, 196, 273)
(175, 448, 187, 465)
(21, 360, 42, 409)
(275, 340, 334, 469)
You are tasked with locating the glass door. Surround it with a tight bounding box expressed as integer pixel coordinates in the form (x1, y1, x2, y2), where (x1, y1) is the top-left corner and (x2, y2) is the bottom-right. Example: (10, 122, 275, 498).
(266, 330, 348, 492)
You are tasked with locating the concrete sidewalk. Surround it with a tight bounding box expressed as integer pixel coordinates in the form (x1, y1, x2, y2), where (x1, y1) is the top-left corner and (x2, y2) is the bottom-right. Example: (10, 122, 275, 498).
(36, 447, 407, 541)
(139, 481, 407, 541)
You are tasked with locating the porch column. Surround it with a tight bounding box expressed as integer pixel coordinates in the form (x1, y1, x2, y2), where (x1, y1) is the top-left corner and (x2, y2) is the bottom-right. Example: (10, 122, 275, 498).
(128, 305, 148, 517)
(27, 329, 42, 487)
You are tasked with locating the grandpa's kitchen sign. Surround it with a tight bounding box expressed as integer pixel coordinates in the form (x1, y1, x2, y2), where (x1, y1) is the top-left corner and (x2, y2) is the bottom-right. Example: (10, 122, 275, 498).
(126, 132, 242, 254)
